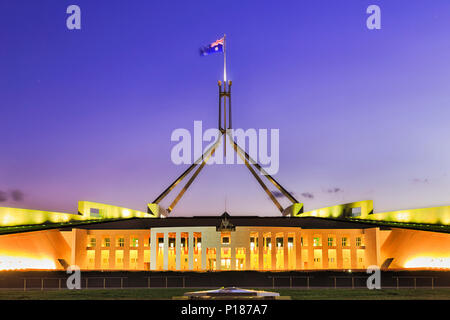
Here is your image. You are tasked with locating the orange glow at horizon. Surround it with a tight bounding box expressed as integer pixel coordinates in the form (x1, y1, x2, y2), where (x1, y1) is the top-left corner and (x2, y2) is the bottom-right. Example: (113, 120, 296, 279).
(0, 255, 56, 271)
(404, 256, 450, 269)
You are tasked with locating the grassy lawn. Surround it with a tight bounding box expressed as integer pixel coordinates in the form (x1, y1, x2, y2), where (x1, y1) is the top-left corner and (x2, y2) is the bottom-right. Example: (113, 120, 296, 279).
(275, 288, 450, 300)
(0, 288, 449, 300)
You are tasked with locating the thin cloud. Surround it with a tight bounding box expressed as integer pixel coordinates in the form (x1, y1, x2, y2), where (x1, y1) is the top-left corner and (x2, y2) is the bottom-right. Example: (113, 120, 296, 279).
(326, 187, 342, 194)
(0, 191, 7, 202)
(301, 192, 314, 199)
(272, 191, 284, 198)
(412, 178, 429, 184)
(271, 190, 296, 199)
(11, 189, 24, 202)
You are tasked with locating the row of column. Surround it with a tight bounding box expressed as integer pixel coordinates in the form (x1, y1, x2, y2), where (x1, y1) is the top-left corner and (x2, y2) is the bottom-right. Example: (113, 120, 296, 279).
(150, 231, 302, 271)
(150, 231, 207, 271)
(257, 232, 302, 270)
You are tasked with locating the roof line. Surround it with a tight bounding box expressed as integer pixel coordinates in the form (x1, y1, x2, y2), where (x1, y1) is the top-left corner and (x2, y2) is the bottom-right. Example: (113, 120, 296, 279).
(313, 216, 450, 234)
(0, 217, 140, 236)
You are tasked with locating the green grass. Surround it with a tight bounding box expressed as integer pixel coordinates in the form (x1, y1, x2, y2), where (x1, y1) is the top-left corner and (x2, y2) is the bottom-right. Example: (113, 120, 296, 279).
(0, 288, 449, 300)
(274, 288, 450, 300)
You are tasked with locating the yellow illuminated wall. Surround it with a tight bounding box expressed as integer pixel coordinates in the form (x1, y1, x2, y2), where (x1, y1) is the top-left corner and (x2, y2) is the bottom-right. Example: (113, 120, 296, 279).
(295, 201, 374, 219)
(77, 201, 151, 219)
(0, 229, 71, 270)
(0, 207, 85, 227)
(295, 200, 450, 226)
(365, 206, 450, 225)
(380, 228, 450, 269)
(0, 201, 153, 228)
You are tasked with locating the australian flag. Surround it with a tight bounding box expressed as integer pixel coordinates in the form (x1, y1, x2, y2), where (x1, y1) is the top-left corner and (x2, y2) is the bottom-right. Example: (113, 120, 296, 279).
(200, 38, 224, 56)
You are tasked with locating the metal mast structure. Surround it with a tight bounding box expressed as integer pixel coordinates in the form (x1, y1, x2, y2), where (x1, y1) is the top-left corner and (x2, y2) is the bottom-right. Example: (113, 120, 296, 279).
(148, 80, 302, 218)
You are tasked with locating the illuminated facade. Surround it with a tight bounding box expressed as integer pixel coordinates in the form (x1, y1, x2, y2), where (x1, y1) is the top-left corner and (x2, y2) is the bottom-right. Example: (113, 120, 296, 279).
(0, 200, 449, 271)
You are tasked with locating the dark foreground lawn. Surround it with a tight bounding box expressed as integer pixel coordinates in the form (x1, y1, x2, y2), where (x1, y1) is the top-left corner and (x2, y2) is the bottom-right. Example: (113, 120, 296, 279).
(0, 288, 449, 300)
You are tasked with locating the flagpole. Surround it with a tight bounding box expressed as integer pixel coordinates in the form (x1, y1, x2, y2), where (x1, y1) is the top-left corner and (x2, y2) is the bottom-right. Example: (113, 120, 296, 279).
(223, 34, 227, 156)
(223, 34, 227, 83)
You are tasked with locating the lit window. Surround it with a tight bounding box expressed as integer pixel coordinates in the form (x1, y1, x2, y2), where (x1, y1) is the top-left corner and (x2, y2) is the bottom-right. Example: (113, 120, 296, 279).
(276, 238, 283, 248)
(350, 207, 361, 217)
(129, 250, 138, 266)
(88, 237, 96, 248)
(287, 237, 294, 249)
(116, 250, 124, 266)
(313, 236, 321, 247)
(342, 237, 348, 247)
(103, 238, 111, 247)
(328, 237, 335, 247)
(301, 237, 308, 246)
(221, 236, 230, 245)
(356, 237, 363, 247)
(116, 237, 125, 247)
(250, 237, 258, 250)
(90, 208, 101, 218)
(131, 237, 139, 247)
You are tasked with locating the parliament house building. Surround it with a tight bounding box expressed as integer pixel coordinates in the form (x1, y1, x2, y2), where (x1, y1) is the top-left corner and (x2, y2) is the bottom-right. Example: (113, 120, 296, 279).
(0, 200, 449, 272)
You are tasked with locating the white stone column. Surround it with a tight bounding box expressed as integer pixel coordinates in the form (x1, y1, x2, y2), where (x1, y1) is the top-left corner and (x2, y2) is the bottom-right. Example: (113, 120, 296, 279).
(216, 243, 221, 271)
(163, 232, 168, 270)
(150, 230, 157, 270)
(258, 232, 264, 270)
(245, 232, 251, 270)
(176, 232, 181, 271)
(188, 232, 194, 270)
(284, 233, 289, 270)
(231, 245, 236, 270)
(271, 234, 276, 270)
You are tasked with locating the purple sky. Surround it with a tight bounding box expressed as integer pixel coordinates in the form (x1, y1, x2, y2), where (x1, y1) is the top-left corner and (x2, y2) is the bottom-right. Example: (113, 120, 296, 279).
(1, 1, 450, 216)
